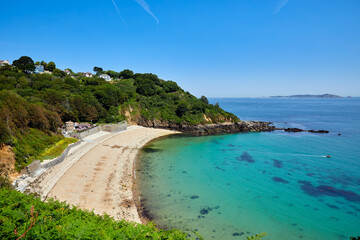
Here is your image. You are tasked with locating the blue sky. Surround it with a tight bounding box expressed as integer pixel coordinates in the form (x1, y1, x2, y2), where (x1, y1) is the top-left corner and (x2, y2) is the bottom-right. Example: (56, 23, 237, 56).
(1, 0, 359, 97)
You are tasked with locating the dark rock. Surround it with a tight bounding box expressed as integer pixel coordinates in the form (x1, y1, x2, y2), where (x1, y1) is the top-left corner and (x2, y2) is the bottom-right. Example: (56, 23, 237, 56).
(308, 130, 329, 133)
(136, 118, 329, 136)
(284, 128, 304, 132)
(136, 118, 276, 136)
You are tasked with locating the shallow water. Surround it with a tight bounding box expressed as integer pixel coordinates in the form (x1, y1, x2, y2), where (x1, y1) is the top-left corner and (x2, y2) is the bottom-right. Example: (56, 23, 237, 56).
(136, 98, 360, 240)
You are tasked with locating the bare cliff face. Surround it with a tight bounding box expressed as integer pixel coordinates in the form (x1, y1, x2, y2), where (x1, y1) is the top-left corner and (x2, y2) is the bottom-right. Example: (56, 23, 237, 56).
(0, 145, 20, 181)
(136, 118, 275, 136)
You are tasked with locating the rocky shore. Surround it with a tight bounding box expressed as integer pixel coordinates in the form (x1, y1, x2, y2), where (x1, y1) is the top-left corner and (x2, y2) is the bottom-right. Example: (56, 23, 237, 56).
(137, 119, 275, 136)
(137, 118, 329, 136)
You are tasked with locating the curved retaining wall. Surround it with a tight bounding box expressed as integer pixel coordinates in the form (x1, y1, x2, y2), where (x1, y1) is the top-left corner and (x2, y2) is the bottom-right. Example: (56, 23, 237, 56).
(41, 140, 81, 169)
(25, 123, 128, 177)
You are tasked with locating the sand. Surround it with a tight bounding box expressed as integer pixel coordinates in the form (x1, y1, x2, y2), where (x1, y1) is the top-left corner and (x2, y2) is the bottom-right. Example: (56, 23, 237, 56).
(29, 126, 178, 223)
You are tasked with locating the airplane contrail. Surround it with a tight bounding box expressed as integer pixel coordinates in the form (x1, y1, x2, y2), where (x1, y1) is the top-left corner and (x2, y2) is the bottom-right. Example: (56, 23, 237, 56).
(111, 0, 128, 29)
(274, 0, 290, 14)
(134, 0, 159, 24)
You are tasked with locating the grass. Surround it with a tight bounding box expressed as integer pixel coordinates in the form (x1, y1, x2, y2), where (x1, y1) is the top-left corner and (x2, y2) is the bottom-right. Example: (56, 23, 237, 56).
(37, 138, 78, 161)
(13, 129, 64, 170)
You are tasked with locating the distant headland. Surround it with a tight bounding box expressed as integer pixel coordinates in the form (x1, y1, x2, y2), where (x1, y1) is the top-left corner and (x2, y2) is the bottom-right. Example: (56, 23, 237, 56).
(270, 94, 342, 98)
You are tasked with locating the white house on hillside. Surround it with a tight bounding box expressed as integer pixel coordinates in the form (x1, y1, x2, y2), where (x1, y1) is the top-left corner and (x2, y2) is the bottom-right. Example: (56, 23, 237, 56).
(100, 74, 112, 81)
(0, 60, 10, 67)
(83, 72, 93, 78)
(34, 65, 45, 74)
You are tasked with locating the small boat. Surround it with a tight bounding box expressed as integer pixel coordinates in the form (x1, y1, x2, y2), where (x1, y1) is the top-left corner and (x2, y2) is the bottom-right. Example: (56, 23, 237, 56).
(326, 155, 331, 158)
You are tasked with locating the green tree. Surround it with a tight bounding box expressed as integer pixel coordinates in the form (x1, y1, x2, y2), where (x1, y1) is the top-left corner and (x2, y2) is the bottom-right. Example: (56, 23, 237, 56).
(119, 69, 134, 79)
(162, 81, 179, 93)
(47, 61, 56, 72)
(106, 70, 119, 79)
(53, 68, 66, 77)
(40, 61, 48, 70)
(93, 66, 103, 75)
(12, 56, 35, 74)
(176, 102, 189, 117)
(200, 96, 209, 104)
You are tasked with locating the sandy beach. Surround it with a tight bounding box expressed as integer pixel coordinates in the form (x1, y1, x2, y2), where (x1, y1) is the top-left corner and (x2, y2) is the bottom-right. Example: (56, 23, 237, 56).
(28, 126, 178, 224)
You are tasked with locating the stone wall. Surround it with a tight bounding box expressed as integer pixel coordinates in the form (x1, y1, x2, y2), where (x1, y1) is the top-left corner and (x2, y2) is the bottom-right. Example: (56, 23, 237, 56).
(41, 141, 81, 169)
(25, 160, 42, 178)
(71, 122, 128, 139)
(24, 123, 128, 177)
(101, 123, 128, 133)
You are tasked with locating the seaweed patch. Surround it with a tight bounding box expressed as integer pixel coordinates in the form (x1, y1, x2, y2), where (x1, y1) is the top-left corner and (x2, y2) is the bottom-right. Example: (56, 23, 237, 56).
(326, 204, 340, 209)
(272, 159, 283, 168)
(272, 177, 289, 184)
(199, 206, 220, 215)
(298, 181, 360, 202)
(142, 147, 162, 153)
(237, 152, 255, 163)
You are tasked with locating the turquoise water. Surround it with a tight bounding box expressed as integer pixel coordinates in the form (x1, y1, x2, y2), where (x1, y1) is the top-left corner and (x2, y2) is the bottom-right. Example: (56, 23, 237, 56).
(136, 98, 360, 240)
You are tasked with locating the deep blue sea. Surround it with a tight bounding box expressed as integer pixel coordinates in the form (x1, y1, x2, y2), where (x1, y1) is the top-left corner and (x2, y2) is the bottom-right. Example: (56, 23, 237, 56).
(136, 98, 360, 240)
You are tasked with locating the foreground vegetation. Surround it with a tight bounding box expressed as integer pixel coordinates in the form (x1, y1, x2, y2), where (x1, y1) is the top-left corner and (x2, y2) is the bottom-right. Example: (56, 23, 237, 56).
(0, 188, 191, 239)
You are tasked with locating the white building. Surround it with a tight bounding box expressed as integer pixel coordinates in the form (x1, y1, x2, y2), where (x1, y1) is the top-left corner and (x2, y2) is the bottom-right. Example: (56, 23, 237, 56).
(0, 60, 10, 67)
(100, 74, 112, 81)
(83, 72, 94, 78)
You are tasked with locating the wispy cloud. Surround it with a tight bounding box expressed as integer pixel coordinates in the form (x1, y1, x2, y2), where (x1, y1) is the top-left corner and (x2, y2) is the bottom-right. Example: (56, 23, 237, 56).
(134, 0, 159, 24)
(111, 0, 128, 29)
(274, 0, 290, 14)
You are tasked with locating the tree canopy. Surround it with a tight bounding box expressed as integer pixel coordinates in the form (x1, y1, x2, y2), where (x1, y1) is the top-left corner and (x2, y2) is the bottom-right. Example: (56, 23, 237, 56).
(12, 56, 35, 74)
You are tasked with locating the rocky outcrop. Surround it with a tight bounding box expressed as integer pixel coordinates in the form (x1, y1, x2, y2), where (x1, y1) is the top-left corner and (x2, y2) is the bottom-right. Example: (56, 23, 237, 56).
(136, 118, 329, 136)
(284, 128, 329, 133)
(136, 118, 275, 136)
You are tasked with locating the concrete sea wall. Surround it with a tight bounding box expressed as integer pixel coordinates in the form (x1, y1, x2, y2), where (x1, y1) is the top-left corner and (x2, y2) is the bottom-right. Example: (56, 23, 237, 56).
(24, 123, 128, 178)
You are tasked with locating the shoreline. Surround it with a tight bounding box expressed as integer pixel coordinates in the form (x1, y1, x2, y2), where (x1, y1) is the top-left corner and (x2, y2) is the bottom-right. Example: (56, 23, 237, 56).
(131, 134, 179, 225)
(26, 126, 179, 224)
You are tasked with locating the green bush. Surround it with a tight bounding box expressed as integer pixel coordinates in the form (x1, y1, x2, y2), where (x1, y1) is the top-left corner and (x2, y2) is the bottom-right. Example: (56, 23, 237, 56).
(0, 189, 191, 239)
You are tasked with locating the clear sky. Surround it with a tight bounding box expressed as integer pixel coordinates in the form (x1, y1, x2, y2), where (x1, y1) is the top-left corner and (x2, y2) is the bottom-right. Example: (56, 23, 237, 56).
(1, 0, 359, 97)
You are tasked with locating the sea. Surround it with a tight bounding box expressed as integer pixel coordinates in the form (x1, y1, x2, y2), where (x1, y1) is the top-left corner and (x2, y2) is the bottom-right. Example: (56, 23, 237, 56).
(135, 98, 360, 240)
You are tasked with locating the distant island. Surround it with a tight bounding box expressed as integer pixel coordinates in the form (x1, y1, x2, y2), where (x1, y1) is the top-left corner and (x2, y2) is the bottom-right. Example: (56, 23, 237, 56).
(270, 94, 342, 98)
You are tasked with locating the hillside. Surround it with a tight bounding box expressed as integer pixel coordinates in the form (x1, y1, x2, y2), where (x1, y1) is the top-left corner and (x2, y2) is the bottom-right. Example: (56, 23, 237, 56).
(0, 57, 238, 174)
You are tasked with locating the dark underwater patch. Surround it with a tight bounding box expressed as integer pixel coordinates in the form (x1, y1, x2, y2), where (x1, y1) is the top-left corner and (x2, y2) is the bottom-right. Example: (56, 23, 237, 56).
(142, 147, 162, 153)
(306, 173, 316, 177)
(237, 152, 255, 163)
(327, 204, 340, 209)
(190, 195, 199, 199)
(200, 208, 209, 215)
(327, 174, 360, 187)
(199, 206, 220, 215)
(215, 166, 226, 172)
(347, 211, 357, 216)
(272, 177, 289, 184)
(298, 181, 360, 202)
(272, 159, 283, 168)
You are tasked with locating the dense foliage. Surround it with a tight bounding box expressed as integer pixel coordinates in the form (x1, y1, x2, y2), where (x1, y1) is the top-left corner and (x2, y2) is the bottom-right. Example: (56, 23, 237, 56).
(0, 56, 238, 169)
(0, 188, 191, 239)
